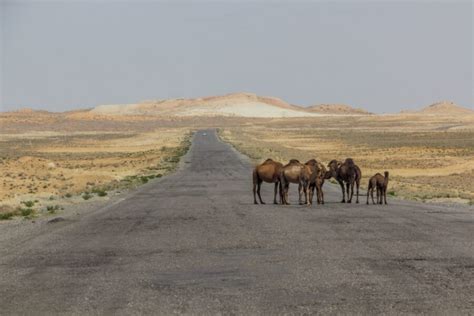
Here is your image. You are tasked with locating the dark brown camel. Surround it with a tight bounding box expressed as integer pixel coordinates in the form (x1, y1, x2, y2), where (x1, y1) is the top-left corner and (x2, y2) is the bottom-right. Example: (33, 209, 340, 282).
(252, 158, 283, 204)
(304, 159, 327, 205)
(327, 158, 361, 203)
(280, 159, 309, 205)
(367, 171, 389, 205)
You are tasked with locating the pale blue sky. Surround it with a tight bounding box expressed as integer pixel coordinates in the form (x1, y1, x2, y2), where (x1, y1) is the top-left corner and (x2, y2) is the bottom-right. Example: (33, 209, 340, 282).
(1, 0, 472, 113)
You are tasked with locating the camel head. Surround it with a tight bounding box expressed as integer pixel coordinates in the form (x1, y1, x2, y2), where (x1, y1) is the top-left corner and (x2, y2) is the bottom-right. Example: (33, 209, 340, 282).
(384, 171, 389, 178)
(327, 160, 340, 170)
(327, 160, 340, 178)
(305, 159, 317, 166)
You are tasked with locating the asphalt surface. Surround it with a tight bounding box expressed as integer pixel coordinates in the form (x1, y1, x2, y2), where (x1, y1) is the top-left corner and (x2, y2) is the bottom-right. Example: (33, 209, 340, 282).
(1, 129, 473, 315)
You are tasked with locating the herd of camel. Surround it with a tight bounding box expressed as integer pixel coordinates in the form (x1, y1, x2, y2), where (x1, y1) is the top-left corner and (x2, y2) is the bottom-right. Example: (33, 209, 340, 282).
(252, 158, 389, 206)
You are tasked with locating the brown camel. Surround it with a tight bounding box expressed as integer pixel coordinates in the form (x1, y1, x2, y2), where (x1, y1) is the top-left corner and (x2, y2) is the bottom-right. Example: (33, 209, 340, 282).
(280, 159, 310, 205)
(327, 158, 361, 203)
(304, 159, 327, 205)
(252, 158, 283, 204)
(367, 171, 389, 205)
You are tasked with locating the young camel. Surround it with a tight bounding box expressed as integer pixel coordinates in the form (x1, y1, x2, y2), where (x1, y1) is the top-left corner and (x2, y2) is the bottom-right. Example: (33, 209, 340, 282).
(367, 171, 389, 205)
(280, 159, 309, 205)
(305, 159, 327, 205)
(252, 158, 283, 204)
(327, 158, 362, 203)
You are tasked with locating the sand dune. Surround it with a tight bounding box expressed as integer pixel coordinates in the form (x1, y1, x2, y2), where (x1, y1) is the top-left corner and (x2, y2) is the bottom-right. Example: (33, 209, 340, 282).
(91, 93, 323, 118)
(401, 101, 473, 115)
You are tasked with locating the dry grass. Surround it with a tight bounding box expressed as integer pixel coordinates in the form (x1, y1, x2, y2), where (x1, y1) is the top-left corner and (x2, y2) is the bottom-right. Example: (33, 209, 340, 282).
(219, 114, 474, 204)
(0, 127, 191, 217)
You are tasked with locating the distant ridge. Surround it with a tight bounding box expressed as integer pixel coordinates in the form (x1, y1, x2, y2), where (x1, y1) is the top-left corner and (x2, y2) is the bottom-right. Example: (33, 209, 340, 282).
(401, 101, 473, 115)
(90, 93, 324, 118)
(306, 104, 371, 115)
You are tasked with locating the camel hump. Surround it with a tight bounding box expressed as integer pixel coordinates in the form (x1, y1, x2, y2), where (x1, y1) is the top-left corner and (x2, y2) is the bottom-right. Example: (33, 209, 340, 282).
(289, 159, 300, 164)
(263, 158, 274, 164)
(345, 158, 355, 166)
(305, 159, 317, 165)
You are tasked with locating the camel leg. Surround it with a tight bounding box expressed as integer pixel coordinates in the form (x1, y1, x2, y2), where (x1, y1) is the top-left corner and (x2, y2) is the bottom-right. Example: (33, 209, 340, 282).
(338, 180, 346, 203)
(282, 180, 289, 205)
(273, 182, 279, 204)
(320, 183, 325, 205)
(384, 187, 388, 205)
(371, 188, 375, 204)
(356, 179, 360, 204)
(348, 182, 354, 203)
(305, 182, 311, 205)
(366, 187, 370, 205)
(308, 184, 314, 205)
(253, 179, 258, 205)
(298, 183, 304, 205)
(257, 179, 265, 204)
(304, 185, 309, 206)
(280, 183, 284, 204)
(346, 183, 351, 204)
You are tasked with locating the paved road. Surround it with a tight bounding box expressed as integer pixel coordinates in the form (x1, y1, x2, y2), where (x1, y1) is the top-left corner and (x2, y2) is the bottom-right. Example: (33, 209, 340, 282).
(1, 130, 473, 315)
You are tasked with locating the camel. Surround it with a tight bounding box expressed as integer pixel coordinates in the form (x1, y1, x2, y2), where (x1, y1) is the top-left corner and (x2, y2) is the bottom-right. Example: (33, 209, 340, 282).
(367, 171, 389, 205)
(280, 159, 310, 205)
(252, 158, 283, 204)
(304, 159, 327, 205)
(327, 158, 361, 203)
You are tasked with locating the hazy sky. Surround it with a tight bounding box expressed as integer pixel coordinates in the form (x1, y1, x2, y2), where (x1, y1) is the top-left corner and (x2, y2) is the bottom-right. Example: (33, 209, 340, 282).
(1, 0, 472, 113)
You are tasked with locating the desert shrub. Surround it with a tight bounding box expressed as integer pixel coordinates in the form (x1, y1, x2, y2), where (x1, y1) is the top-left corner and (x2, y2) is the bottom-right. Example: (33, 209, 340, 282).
(20, 208, 34, 217)
(91, 187, 107, 196)
(65, 193, 72, 198)
(388, 191, 396, 196)
(140, 176, 149, 184)
(0, 212, 14, 220)
(46, 205, 60, 213)
(82, 192, 93, 200)
(21, 200, 35, 208)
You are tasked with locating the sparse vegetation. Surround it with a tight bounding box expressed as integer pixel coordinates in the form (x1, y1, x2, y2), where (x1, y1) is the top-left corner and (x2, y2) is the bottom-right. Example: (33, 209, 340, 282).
(21, 200, 35, 208)
(82, 192, 93, 200)
(19, 207, 34, 218)
(0, 126, 191, 216)
(46, 205, 60, 213)
(0, 212, 14, 220)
